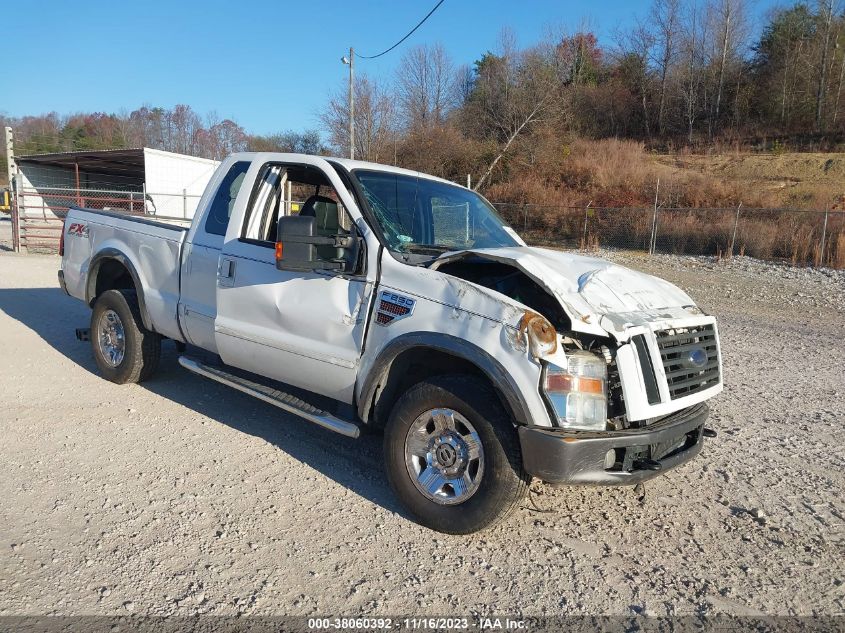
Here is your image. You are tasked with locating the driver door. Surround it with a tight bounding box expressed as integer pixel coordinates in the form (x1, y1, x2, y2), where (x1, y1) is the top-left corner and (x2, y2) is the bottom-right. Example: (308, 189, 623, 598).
(214, 158, 373, 404)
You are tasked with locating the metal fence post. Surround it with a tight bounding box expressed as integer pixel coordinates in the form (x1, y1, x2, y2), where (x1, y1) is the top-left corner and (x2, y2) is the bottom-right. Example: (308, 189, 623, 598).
(653, 208, 659, 254)
(649, 179, 660, 254)
(183, 189, 187, 218)
(5, 126, 22, 253)
(465, 202, 470, 242)
(730, 202, 742, 257)
(819, 210, 829, 266)
(11, 178, 20, 253)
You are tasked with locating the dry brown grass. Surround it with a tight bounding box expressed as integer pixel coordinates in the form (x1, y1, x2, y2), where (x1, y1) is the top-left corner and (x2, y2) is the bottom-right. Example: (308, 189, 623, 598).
(487, 138, 845, 268)
(495, 204, 845, 269)
(488, 138, 781, 209)
(832, 233, 845, 269)
(489, 138, 845, 210)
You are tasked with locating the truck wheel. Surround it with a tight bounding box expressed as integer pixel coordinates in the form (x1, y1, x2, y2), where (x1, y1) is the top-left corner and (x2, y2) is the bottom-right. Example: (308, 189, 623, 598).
(384, 375, 529, 534)
(91, 289, 161, 384)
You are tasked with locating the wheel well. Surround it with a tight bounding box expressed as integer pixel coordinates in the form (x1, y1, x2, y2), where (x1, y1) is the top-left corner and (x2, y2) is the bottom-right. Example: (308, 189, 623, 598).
(367, 347, 516, 429)
(90, 259, 137, 306)
(89, 257, 154, 331)
(90, 259, 136, 306)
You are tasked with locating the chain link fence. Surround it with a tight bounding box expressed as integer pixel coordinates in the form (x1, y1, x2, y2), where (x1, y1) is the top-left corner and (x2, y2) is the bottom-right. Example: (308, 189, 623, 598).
(493, 203, 845, 269)
(10, 187, 198, 252)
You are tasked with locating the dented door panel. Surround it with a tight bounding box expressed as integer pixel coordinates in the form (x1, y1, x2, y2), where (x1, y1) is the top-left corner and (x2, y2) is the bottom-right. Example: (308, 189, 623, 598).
(214, 240, 371, 403)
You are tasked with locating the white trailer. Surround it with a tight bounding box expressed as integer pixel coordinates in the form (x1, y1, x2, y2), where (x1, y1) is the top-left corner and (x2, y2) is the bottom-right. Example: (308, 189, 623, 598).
(12, 147, 219, 250)
(140, 149, 219, 218)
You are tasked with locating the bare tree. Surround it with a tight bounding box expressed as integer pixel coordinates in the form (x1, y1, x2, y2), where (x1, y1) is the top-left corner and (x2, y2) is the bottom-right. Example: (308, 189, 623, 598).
(650, 0, 682, 134)
(396, 43, 458, 130)
(708, 0, 749, 129)
(833, 28, 845, 126)
(612, 21, 656, 137)
(321, 75, 396, 162)
(470, 44, 557, 190)
(816, 0, 835, 129)
(679, 2, 706, 141)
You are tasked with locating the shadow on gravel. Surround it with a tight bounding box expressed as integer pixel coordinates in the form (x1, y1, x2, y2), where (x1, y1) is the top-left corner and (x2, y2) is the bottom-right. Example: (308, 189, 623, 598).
(0, 286, 406, 520)
(146, 346, 404, 517)
(0, 287, 97, 371)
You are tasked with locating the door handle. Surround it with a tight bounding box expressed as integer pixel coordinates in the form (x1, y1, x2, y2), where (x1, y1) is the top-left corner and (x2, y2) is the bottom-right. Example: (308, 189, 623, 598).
(218, 258, 235, 279)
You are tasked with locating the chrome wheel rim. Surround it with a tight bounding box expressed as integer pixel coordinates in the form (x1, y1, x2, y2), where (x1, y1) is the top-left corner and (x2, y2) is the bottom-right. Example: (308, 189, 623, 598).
(97, 309, 125, 367)
(404, 408, 484, 506)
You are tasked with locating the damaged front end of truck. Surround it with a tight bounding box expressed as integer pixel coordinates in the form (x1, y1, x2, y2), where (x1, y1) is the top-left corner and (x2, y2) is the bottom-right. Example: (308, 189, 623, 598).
(429, 246, 723, 485)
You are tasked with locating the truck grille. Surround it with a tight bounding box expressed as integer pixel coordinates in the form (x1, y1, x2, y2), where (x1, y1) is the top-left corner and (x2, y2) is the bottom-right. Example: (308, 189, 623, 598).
(656, 324, 720, 399)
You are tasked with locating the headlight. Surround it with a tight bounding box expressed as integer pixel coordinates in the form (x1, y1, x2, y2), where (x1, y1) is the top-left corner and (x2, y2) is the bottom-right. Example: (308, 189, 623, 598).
(543, 351, 607, 431)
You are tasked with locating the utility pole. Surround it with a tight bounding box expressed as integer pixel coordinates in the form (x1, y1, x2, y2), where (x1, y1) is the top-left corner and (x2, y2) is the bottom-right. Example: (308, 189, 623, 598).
(342, 48, 355, 159)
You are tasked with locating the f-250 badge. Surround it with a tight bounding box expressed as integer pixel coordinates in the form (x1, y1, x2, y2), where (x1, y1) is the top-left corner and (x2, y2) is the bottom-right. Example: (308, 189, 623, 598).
(376, 290, 415, 326)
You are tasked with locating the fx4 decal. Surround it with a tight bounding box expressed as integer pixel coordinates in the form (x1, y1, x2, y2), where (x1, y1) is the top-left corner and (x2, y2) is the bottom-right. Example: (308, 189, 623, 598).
(67, 223, 89, 238)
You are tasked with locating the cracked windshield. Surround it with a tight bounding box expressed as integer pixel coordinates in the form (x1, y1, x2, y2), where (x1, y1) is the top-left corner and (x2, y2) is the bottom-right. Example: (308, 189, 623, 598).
(352, 170, 521, 255)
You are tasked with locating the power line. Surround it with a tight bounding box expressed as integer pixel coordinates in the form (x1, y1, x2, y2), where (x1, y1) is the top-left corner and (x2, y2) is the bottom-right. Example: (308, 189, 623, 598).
(358, 0, 446, 59)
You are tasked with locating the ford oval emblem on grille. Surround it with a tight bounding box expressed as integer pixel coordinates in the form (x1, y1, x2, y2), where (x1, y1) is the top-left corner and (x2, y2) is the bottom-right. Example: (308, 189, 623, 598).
(686, 347, 708, 368)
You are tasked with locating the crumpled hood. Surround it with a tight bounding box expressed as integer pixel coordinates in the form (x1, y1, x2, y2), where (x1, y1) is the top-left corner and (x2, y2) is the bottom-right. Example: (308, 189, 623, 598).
(431, 246, 701, 339)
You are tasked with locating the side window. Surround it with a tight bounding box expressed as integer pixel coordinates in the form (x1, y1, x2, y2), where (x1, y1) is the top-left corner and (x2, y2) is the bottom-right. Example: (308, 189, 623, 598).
(204, 161, 250, 237)
(241, 164, 353, 263)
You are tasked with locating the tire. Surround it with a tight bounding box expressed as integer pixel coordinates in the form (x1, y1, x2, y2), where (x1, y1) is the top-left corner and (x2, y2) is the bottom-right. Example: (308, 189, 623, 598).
(90, 289, 161, 384)
(383, 374, 529, 534)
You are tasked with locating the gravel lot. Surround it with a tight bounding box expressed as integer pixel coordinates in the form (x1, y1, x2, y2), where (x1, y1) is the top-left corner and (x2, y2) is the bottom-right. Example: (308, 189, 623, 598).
(0, 216, 13, 252)
(0, 251, 843, 618)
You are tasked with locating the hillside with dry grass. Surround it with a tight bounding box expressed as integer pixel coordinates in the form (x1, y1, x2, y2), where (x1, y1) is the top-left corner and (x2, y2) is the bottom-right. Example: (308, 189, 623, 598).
(487, 139, 845, 211)
(656, 152, 845, 210)
(486, 140, 845, 268)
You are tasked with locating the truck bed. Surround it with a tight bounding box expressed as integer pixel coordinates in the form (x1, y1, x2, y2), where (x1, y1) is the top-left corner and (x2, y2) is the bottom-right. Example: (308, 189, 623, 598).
(70, 208, 191, 233)
(61, 206, 189, 342)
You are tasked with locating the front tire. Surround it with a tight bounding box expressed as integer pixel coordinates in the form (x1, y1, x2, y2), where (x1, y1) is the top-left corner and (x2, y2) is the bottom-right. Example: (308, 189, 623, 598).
(91, 289, 161, 384)
(384, 375, 529, 534)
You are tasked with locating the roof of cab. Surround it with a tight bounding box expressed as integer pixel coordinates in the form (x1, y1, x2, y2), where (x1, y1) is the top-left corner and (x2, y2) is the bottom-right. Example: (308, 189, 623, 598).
(227, 152, 463, 188)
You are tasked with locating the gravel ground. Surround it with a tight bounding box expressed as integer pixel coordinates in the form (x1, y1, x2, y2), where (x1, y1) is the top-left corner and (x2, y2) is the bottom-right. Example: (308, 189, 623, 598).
(0, 252, 843, 618)
(0, 216, 13, 251)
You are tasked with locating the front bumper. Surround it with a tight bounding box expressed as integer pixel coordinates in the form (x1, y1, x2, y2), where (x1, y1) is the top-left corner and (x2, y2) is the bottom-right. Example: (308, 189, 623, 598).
(518, 403, 709, 485)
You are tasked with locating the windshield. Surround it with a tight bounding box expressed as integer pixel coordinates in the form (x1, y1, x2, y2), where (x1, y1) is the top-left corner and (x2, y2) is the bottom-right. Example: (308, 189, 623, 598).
(352, 170, 521, 256)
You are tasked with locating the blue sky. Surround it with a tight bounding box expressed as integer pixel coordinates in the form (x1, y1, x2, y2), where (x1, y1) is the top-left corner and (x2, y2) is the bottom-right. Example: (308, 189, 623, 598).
(5, 0, 780, 136)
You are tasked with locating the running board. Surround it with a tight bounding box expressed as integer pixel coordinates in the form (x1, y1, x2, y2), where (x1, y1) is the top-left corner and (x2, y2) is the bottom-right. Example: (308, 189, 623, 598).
(178, 356, 360, 438)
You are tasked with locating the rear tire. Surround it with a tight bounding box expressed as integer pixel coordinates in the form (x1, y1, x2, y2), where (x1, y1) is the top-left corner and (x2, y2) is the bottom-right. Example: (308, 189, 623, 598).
(91, 289, 161, 384)
(384, 375, 529, 534)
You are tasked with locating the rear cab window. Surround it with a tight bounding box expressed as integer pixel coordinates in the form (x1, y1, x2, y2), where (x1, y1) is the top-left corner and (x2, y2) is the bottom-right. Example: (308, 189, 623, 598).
(204, 161, 250, 237)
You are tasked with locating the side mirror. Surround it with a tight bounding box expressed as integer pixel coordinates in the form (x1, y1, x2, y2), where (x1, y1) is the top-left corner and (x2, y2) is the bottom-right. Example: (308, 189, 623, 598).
(275, 215, 359, 273)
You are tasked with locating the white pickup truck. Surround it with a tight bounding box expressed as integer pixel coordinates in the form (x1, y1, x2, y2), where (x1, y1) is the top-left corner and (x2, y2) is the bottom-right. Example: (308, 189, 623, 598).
(59, 153, 722, 534)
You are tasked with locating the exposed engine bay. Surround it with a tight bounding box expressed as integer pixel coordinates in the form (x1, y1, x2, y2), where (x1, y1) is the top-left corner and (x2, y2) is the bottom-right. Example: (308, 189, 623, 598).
(433, 255, 630, 427)
(432, 257, 571, 331)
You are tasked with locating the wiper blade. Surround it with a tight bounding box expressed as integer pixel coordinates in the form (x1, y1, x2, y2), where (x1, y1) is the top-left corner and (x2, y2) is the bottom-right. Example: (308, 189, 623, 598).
(400, 244, 452, 255)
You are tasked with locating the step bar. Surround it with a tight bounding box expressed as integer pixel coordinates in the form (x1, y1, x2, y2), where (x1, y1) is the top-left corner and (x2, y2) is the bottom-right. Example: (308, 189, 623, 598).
(178, 356, 360, 438)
